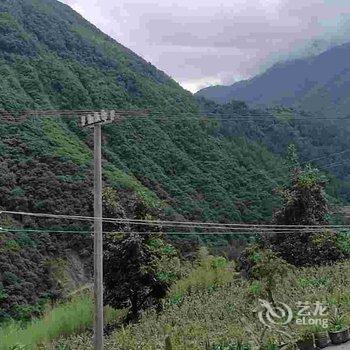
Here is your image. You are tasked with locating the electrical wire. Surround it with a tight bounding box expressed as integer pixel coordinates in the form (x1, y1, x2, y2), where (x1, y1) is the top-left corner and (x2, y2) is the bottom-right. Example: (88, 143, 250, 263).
(302, 149, 350, 166)
(1, 210, 349, 230)
(1, 109, 350, 122)
(0, 227, 93, 234)
(0, 225, 332, 234)
(0, 227, 335, 235)
(321, 161, 349, 170)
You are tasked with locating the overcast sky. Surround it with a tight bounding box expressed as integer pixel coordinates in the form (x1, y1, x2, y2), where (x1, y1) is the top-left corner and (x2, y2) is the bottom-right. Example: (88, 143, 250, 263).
(60, 0, 350, 93)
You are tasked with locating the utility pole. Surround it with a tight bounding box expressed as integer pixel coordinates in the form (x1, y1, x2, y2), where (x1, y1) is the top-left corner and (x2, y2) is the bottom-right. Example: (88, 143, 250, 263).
(93, 122, 103, 350)
(81, 109, 148, 350)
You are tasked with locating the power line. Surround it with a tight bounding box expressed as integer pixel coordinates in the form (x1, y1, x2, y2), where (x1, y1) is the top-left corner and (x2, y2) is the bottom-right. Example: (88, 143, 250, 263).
(147, 113, 350, 120)
(0, 227, 93, 234)
(302, 149, 350, 165)
(105, 114, 350, 122)
(322, 161, 348, 170)
(0, 225, 332, 234)
(1, 210, 349, 230)
(1, 109, 350, 122)
(0, 109, 149, 118)
(0, 227, 338, 235)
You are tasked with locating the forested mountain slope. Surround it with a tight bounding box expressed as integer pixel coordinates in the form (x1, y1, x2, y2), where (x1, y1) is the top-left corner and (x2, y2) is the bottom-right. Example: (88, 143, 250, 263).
(196, 42, 350, 116)
(0, 0, 292, 320)
(0, 0, 288, 224)
(197, 98, 350, 199)
(2, 0, 350, 324)
(0, 0, 197, 113)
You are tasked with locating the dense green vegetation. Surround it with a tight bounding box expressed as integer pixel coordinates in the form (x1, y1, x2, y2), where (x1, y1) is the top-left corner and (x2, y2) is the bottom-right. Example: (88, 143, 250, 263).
(51, 249, 350, 350)
(0, 0, 289, 223)
(1, 0, 350, 334)
(0, 293, 125, 350)
(0, 0, 292, 325)
(197, 97, 350, 200)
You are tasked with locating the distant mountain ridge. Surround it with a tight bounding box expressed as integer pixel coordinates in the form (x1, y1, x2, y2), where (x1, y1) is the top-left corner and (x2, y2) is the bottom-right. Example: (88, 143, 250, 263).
(196, 42, 350, 115)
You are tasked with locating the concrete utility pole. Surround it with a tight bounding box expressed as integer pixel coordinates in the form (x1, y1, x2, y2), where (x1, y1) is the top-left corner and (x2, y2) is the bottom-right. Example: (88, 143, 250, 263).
(93, 123, 104, 350)
(81, 109, 148, 350)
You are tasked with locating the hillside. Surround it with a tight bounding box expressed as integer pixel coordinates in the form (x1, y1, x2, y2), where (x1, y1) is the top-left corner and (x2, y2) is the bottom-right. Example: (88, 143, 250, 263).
(197, 98, 350, 200)
(0, 0, 291, 322)
(0, 0, 289, 223)
(196, 42, 350, 116)
(0, 0, 197, 113)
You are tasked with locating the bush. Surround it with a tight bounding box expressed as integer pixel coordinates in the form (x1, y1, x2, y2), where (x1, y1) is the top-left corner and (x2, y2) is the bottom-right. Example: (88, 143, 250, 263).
(168, 247, 235, 305)
(104, 232, 180, 319)
(0, 284, 8, 302)
(3, 240, 21, 253)
(0, 294, 124, 350)
(3, 272, 21, 286)
(239, 244, 292, 303)
(267, 165, 347, 266)
(337, 229, 350, 254)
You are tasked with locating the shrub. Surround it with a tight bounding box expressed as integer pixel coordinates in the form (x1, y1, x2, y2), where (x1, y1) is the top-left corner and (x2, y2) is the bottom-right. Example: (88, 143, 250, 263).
(3, 272, 21, 286)
(3, 240, 21, 253)
(15, 234, 36, 249)
(169, 247, 235, 305)
(212, 343, 251, 350)
(42, 118, 92, 166)
(267, 164, 346, 266)
(0, 295, 124, 350)
(336, 229, 350, 254)
(239, 244, 292, 303)
(9, 187, 25, 198)
(104, 165, 163, 210)
(104, 232, 180, 319)
(0, 283, 8, 304)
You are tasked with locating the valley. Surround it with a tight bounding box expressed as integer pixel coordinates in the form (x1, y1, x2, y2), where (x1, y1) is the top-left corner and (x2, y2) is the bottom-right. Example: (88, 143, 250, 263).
(1, 0, 350, 349)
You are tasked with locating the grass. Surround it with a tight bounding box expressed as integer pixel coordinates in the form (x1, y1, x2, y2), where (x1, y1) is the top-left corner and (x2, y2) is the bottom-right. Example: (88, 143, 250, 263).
(4, 249, 350, 350)
(168, 247, 236, 305)
(42, 118, 92, 166)
(273, 110, 294, 123)
(51, 256, 350, 350)
(0, 294, 125, 350)
(104, 164, 163, 209)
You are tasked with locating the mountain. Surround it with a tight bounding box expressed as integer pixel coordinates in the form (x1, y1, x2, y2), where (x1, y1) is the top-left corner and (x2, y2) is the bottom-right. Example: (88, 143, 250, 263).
(197, 98, 350, 193)
(0, 0, 198, 113)
(0, 0, 293, 321)
(0, 0, 288, 223)
(196, 42, 350, 116)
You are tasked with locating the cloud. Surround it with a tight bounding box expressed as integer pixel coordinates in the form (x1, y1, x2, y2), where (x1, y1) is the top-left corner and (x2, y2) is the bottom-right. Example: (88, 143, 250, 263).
(69, 3, 85, 16)
(59, 0, 350, 92)
(181, 76, 223, 93)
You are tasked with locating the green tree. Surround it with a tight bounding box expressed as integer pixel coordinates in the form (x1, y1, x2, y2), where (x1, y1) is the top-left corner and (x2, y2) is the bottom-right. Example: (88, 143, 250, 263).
(104, 232, 179, 320)
(267, 165, 346, 265)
